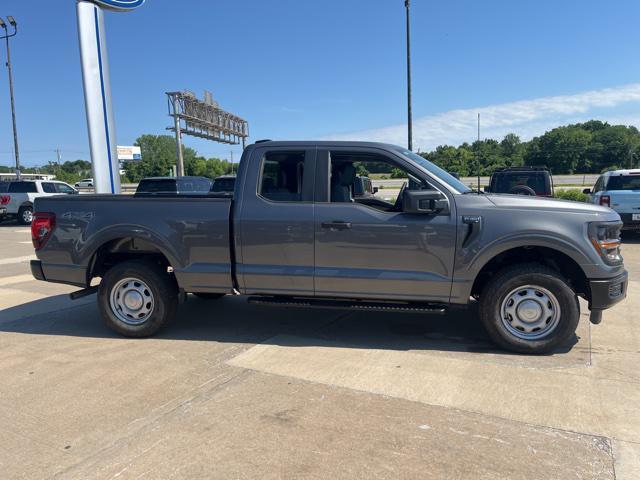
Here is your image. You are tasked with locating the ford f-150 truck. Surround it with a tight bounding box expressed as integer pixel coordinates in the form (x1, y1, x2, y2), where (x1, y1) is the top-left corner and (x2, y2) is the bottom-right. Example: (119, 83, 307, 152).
(30, 141, 628, 353)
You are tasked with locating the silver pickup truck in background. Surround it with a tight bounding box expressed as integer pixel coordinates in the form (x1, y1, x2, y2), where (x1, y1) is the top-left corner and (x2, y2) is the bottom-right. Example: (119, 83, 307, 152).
(30, 141, 628, 353)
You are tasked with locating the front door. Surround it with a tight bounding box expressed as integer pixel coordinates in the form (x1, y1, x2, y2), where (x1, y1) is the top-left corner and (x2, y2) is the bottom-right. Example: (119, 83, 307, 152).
(313, 147, 457, 302)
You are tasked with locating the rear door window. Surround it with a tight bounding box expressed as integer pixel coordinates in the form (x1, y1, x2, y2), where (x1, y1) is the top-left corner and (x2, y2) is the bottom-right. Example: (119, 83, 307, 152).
(55, 183, 76, 194)
(42, 183, 57, 193)
(8, 182, 38, 193)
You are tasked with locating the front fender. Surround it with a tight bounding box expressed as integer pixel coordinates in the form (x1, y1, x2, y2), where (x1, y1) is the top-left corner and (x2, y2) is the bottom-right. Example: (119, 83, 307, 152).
(465, 232, 596, 278)
(449, 231, 599, 304)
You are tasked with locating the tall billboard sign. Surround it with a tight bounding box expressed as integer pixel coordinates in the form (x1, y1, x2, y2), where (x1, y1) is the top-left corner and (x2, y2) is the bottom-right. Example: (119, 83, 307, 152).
(76, 0, 145, 194)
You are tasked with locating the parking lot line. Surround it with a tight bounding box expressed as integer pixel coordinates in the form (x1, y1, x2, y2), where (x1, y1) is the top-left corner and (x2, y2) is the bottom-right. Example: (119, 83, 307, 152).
(0, 274, 35, 286)
(0, 255, 36, 266)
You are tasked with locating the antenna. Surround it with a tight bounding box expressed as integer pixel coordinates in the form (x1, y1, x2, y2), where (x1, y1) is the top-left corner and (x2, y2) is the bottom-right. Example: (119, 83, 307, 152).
(476, 113, 481, 193)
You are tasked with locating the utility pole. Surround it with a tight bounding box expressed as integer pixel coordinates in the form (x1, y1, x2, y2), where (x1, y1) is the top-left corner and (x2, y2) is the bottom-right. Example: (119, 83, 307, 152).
(477, 113, 481, 193)
(0, 17, 20, 179)
(55, 148, 62, 177)
(404, 0, 413, 151)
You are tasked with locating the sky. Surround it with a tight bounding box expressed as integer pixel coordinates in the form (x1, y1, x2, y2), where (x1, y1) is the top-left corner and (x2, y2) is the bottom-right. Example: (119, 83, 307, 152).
(0, 0, 640, 167)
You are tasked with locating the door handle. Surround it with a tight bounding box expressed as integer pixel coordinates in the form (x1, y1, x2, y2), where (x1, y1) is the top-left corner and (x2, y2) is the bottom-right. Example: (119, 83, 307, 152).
(321, 221, 352, 230)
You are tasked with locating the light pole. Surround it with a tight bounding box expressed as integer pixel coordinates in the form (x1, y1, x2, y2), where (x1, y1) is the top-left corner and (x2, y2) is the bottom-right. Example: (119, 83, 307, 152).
(0, 16, 20, 179)
(404, 0, 413, 151)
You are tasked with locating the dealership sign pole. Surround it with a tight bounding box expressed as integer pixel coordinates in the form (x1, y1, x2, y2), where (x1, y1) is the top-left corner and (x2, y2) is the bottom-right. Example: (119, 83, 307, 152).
(76, 0, 144, 193)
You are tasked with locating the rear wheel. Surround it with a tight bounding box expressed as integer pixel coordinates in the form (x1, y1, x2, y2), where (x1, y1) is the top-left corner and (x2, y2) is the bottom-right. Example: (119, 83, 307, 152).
(479, 264, 579, 354)
(17, 206, 33, 225)
(98, 260, 178, 337)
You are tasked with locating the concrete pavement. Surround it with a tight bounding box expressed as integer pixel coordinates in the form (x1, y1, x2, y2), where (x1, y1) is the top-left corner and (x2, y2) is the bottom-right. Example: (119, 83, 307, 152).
(0, 221, 638, 479)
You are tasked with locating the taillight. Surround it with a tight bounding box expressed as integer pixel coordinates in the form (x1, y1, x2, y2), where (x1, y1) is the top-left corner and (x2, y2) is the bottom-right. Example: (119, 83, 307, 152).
(0, 195, 9, 205)
(31, 212, 56, 250)
(599, 195, 610, 207)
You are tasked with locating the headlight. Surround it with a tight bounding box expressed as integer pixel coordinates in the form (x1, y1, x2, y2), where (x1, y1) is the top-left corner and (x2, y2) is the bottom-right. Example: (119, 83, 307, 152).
(588, 222, 623, 266)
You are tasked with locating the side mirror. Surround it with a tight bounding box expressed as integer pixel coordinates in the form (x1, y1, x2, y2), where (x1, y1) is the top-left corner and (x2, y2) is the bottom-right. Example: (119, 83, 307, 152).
(403, 189, 449, 214)
(582, 188, 591, 194)
(373, 187, 379, 194)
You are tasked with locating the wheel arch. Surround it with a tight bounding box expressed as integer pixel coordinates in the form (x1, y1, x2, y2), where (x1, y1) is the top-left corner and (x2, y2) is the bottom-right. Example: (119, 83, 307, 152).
(470, 244, 590, 301)
(86, 233, 181, 285)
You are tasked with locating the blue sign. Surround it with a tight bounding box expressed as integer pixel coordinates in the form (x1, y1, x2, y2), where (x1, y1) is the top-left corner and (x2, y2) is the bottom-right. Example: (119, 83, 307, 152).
(89, 0, 145, 12)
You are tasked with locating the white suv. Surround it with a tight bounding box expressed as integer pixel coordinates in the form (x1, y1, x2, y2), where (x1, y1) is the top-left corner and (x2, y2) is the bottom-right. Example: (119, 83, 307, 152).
(584, 169, 640, 231)
(0, 180, 78, 225)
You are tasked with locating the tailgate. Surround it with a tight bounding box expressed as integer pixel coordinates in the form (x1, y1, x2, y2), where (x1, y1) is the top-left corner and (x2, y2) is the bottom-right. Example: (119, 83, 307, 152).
(609, 190, 640, 214)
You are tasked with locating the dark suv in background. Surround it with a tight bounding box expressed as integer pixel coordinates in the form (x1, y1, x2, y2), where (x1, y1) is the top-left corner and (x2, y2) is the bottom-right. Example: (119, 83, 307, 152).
(485, 166, 554, 196)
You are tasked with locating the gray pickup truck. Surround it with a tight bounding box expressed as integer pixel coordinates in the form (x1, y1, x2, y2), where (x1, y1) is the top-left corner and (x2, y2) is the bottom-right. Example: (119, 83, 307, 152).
(30, 141, 628, 353)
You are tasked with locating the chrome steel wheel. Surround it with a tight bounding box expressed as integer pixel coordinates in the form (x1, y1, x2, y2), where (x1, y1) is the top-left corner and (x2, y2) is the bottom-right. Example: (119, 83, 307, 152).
(22, 209, 32, 224)
(500, 285, 561, 340)
(109, 277, 154, 326)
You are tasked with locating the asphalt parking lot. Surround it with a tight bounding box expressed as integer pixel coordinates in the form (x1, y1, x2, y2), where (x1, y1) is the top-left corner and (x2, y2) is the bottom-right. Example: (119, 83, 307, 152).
(0, 223, 638, 479)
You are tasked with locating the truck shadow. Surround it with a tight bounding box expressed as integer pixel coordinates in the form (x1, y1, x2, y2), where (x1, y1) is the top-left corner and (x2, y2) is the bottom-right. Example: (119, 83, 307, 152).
(0, 293, 581, 359)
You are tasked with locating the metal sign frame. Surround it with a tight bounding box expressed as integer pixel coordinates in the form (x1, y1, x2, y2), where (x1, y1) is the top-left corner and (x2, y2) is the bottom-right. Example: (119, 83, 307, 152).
(166, 91, 249, 176)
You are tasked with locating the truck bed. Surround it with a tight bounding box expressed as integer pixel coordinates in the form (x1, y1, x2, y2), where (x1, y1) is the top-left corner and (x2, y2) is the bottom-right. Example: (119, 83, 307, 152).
(34, 194, 234, 292)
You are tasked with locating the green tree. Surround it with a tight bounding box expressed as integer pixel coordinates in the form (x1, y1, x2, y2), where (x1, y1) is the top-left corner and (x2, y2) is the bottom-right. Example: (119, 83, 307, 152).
(125, 135, 198, 182)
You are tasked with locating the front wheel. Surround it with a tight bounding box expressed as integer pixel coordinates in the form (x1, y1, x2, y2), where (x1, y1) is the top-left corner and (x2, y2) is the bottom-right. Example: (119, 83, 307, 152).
(479, 264, 579, 354)
(98, 260, 178, 337)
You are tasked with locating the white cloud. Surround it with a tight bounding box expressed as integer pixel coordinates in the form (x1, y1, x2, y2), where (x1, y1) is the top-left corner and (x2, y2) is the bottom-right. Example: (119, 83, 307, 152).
(325, 83, 640, 150)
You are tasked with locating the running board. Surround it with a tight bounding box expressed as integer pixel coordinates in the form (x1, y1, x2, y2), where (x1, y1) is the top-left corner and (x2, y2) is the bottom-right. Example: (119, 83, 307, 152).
(247, 296, 447, 314)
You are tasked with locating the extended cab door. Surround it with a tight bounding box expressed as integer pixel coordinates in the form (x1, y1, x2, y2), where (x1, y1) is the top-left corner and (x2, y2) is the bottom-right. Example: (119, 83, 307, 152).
(313, 147, 457, 302)
(235, 146, 316, 295)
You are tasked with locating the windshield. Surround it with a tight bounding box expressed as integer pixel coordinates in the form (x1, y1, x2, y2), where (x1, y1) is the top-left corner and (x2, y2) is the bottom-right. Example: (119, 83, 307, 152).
(396, 148, 472, 193)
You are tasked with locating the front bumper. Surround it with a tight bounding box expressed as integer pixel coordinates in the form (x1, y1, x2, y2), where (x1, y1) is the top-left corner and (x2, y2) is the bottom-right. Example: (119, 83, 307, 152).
(589, 270, 628, 311)
(619, 214, 640, 231)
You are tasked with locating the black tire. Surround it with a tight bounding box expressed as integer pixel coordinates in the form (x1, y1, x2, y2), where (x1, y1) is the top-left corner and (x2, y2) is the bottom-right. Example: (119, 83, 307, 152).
(17, 206, 33, 225)
(479, 263, 579, 354)
(192, 292, 225, 300)
(98, 260, 178, 337)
